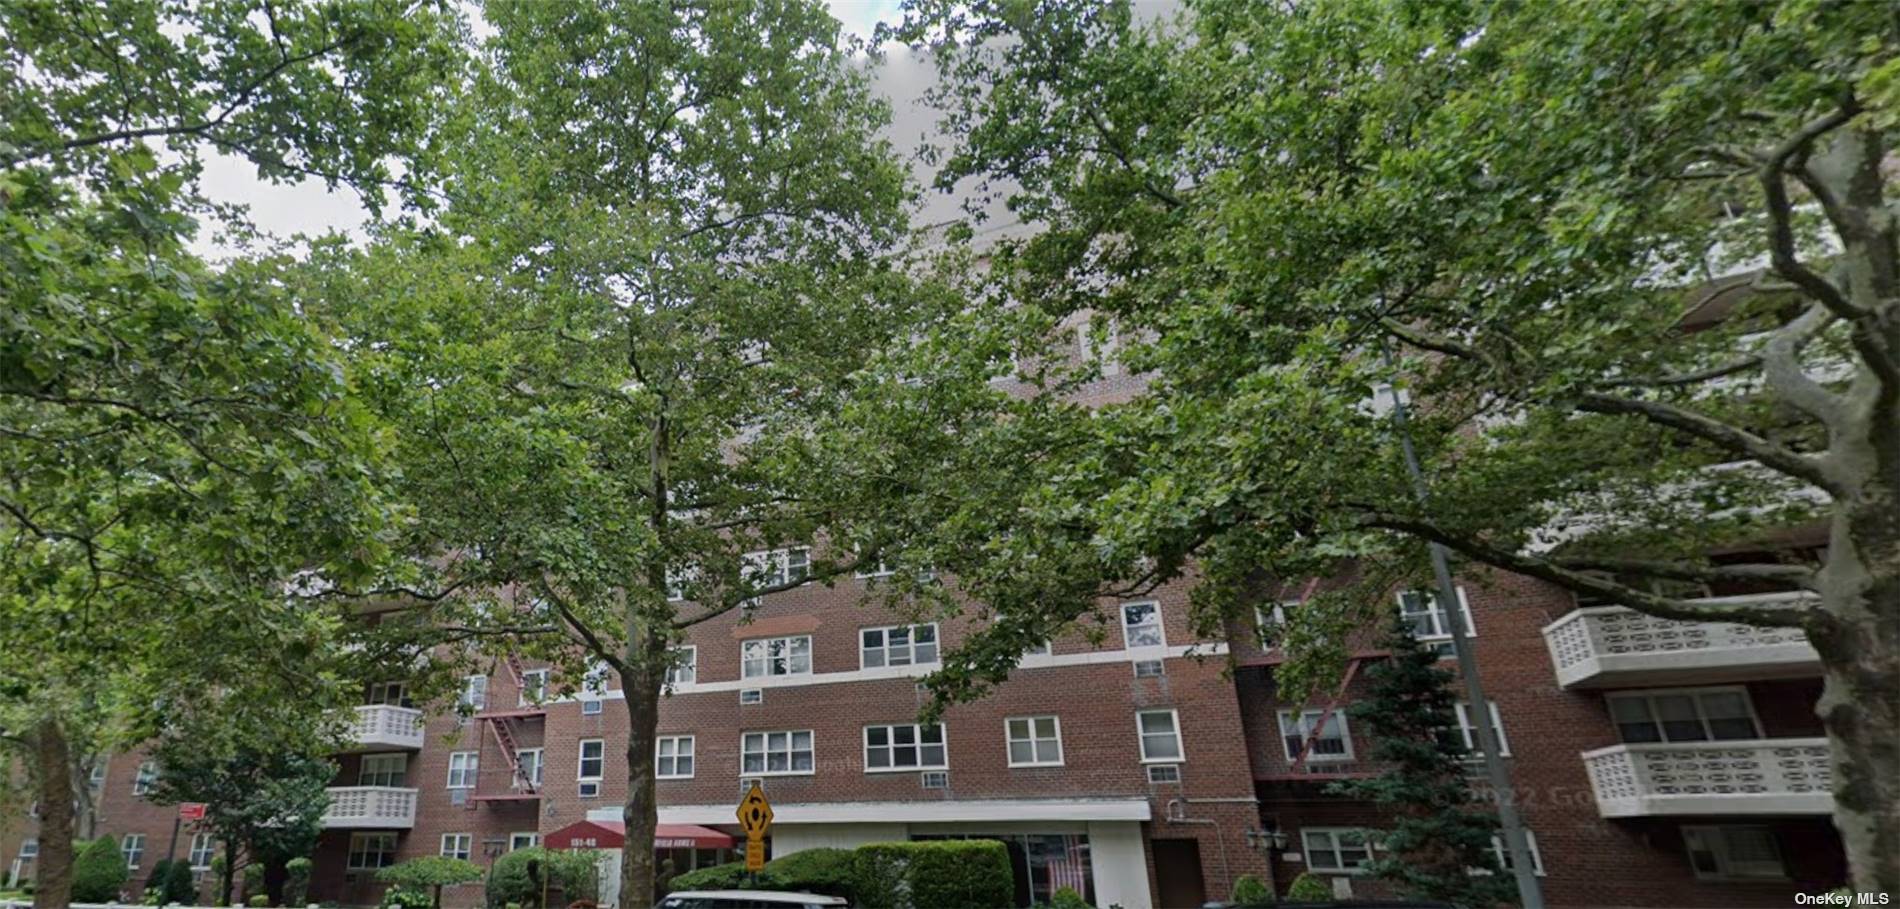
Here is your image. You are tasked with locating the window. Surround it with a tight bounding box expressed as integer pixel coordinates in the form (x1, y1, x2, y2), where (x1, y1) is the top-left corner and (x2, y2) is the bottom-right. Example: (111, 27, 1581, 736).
(1450, 701, 1511, 757)
(1120, 602, 1165, 649)
(509, 832, 539, 852)
(88, 760, 107, 789)
(519, 669, 549, 706)
(921, 770, 949, 789)
(1022, 640, 1053, 658)
(1256, 603, 1290, 635)
(460, 675, 488, 712)
(1488, 832, 1546, 876)
(742, 730, 815, 776)
(189, 833, 217, 870)
(666, 647, 697, 686)
(19, 839, 37, 860)
(856, 558, 894, 579)
(514, 748, 544, 788)
(446, 752, 479, 789)
(1607, 688, 1761, 743)
(358, 753, 407, 787)
(741, 636, 812, 678)
(657, 736, 695, 779)
(582, 698, 603, 716)
(1146, 764, 1181, 784)
(1136, 710, 1184, 763)
(121, 834, 145, 870)
(1302, 828, 1374, 873)
(1006, 717, 1064, 767)
(1397, 589, 1475, 657)
(133, 761, 158, 796)
(1683, 826, 1785, 880)
(1133, 659, 1164, 678)
(441, 834, 472, 861)
(864, 724, 947, 771)
(1278, 709, 1354, 762)
(366, 681, 411, 707)
(578, 739, 604, 796)
(743, 546, 811, 588)
(861, 624, 939, 668)
(740, 688, 763, 705)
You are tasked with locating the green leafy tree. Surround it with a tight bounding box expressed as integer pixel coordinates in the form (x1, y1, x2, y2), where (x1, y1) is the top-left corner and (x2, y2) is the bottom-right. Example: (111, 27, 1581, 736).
(164, 858, 198, 906)
(282, 857, 313, 909)
(893, 0, 1900, 890)
(1327, 625, 1515, 906)
(70, 836, 127, 903)
(313, 2, 921, 905)
(376, 856, 484, 909)
(0, 4, 462, 908)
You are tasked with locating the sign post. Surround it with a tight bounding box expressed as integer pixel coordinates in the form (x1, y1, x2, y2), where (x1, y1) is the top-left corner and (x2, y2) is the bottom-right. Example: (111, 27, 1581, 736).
(735, 783, 773, 875)
(166, 804, 207, 864)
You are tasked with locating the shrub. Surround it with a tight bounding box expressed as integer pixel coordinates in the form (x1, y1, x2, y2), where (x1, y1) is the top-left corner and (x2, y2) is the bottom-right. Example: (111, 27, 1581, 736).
(244, 862, 267, 894)
(1286, 872, 1332, 901)
(483, 848, 600, 909)
(1230, 874, 1271, 906)
(852, 840, 1012, 909)
(663, 862, 758, 894)
(249, 895, 271, 907)
(283, 857, 313, 907)
(73, 836, 130, 902)
(380, 885, 434, 909)
(147, 859, 174, 898)
(378, 856, 484, 909)
(165, 857, 199, 905)
(1048, 886, 1091, 909)
(761, 848, 857, 900)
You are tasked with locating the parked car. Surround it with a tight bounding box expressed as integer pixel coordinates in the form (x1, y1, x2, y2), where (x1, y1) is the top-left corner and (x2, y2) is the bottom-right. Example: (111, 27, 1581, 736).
(655, 890, 849, 909)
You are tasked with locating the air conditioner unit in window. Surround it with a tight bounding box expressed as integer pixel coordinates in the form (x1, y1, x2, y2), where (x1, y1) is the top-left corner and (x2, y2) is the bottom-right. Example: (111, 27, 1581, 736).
(740, 689, 763, 705)
(1146, 764, 1182, 784)
(579, 781, 601, 799)
(582, 698, 603, 716)
(1133, 659, 1164, 678)
(920, 771, 949, 790)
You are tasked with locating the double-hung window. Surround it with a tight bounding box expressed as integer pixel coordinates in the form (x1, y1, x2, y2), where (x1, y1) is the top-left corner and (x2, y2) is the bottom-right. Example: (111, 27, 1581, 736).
(121, 834, 144, 870)
(1120, 602, 1165, 649)
(741, 730, 814, 775)
(518, 669, 549, 706)
(446, 752, 478, 789)
(743, 547, 811, 589)
(741, 636, 811, 678)
(666, 647, 697, 687)
(1006, 717, 1063, 767)
(1487, 832, 1546, 876)
(860, 624, 939, 668)
(1278, 709, 1354, 762)
(440, 834, 472, 861)
(509, 833, 539, 852)
(1448, 701, 1511, 757)
(358, 753, 407, 787)
(657, 736, 695, 779)
(460, 675, 488, 713)
(514, 748, 544, 788)
(1607, 688, 1760, 743)
(864, 724, 947, 771)
(1397, 589, 1474, 657)
(577, 739, 604, 798)
(1683, 825, 1785, 880)
(1136, 710, 1184, 763)
(189, 833, 218, 870)
(366, 681, 411, 707)
(1302, 828, 1374, 873)
(132, 761, 158, 796)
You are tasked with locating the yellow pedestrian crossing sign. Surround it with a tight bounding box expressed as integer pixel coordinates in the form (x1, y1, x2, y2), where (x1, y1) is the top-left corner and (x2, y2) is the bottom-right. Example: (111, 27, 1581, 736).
(737, 782, 773, 871)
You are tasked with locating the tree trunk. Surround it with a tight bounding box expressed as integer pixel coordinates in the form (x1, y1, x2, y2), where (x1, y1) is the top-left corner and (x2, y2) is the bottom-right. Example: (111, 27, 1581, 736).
(617, 659, 663, 909)
(32, 716, 74, 909)
(220, 840, 238, 906)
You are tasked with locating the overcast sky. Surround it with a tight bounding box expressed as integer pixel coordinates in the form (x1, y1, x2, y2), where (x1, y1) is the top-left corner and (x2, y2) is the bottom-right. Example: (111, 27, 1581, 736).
(192, 0, 906, 258)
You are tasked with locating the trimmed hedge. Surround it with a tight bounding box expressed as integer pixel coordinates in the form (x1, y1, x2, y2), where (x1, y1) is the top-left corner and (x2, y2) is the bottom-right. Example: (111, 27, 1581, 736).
(483, 848, 600, 909)
(1286, 871, 1332, 901)
(73, 836, 130, 902)
(666, 841, 1012, 909)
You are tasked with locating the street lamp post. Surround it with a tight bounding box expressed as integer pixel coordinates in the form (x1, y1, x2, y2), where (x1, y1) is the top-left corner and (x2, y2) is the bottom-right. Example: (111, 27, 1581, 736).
(1242, 826, 1288, 898)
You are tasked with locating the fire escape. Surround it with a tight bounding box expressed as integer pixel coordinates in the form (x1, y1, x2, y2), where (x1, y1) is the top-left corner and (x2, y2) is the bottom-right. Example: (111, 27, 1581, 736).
(472, 653, 548, 803)
(1258, 578, 1384, 783)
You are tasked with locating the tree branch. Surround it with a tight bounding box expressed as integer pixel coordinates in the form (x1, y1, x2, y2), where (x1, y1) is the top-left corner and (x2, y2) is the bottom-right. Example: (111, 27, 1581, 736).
(1574, 391, 1839, 492)
(1547, 555, 1816, 588)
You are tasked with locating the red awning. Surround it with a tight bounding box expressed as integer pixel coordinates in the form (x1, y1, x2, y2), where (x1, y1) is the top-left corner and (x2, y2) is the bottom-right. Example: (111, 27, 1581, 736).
(543, 820, 735, 851)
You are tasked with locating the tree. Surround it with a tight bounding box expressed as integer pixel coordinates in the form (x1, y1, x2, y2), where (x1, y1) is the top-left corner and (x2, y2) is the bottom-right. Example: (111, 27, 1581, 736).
(1327, 625, 1515, 906)
(310, 2, 920, 905)
(1, 4, 462, 908)
(887, 0, 1900, 891)
(69, 837, 126, 903)
(376, 857, 484, 909)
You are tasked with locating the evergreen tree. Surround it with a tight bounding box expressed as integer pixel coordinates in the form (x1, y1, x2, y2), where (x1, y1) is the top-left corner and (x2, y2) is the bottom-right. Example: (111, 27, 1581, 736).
(1328, 622, 1515, 907)
(70, 836, 127, 903)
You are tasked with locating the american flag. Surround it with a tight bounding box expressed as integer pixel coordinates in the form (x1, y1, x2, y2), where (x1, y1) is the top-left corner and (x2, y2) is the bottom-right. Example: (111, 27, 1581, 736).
(1045, 837, 1090, 896)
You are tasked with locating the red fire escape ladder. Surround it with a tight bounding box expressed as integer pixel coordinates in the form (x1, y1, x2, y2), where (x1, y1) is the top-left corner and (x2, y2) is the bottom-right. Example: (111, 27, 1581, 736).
(502, 652, 527, 689)
(1286, 655, 1365, 777)
(474, 714, 539, 799)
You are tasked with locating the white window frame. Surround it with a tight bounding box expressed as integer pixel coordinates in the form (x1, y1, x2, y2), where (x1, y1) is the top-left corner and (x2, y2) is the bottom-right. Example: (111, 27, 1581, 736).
(358, 753, 408, 787)
(88, 760, 107, 789)
(189, 833, 217, 871)
(1005, 716, 1064, 767)
(1682, 825, 1786, 881)
(1278, 708, 1355, 763)
(666, 647, 697, 687)
(859, 623, 940, 669)
(440, 833, 473, 861)
(741, 730, 816, 777)
(577, 738, 605, 781)
(1397, 588, 1475, 656)
(366, 681, 410, 706)
(741, 635, 812, 679)
(1606, 686, 1763, 744)
(742, 546, 811, 589)
(518, 668, 549, 706)
(1022, 640, 1053, 658)
(460, 674, 488, 712)
(514, 748, 544, 788)
(1486, 832, 1546, 877)
(1452, 701, 1511, 757)
(656, 736, 696, 779)
(1301, 828, 1375, 874)
(121, 833, 145, 870)
(509, 832, 539, 852)
(133, 761, 158, 796)
(1136, 709, 1185, 764)
(445, 751, 479, 789)
(18, 839, 38, 860)
(1120, 601, 1165, 650)
(862, 723, 948, 772)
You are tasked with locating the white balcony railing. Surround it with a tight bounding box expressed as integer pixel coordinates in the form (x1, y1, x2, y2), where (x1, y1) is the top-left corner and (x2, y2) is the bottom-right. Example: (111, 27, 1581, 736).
(321, 786, 418, 829)
(347, 704, 425, 751)
(1581, 738, 1831, 818)
(1542, 595, 1819, 688)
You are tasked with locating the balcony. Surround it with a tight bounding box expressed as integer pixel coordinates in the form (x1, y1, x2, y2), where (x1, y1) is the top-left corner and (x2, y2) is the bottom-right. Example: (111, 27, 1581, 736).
(1542, 594, 1819, 689)
(1581, 738, 1832, 818)
(321, 786, 418, 829)
(343, 705, 426, 751)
